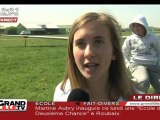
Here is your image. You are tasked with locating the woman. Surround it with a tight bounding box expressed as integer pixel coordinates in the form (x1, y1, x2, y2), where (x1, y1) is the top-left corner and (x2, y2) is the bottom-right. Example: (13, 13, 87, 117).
(54, 12, 134, 102)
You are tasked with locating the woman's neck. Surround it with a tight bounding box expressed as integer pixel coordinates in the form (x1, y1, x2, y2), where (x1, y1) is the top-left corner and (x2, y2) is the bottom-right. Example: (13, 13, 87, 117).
(86, 79, 110, 102)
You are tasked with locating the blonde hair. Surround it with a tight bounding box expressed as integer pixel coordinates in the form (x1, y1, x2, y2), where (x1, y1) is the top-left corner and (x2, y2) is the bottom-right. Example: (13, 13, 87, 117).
(61, 12, 133, 101)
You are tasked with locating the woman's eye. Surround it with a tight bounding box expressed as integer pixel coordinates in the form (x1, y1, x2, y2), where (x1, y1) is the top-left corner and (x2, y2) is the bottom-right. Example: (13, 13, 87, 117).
(94, 39, 103, 45)
(76, 41, 86, 48)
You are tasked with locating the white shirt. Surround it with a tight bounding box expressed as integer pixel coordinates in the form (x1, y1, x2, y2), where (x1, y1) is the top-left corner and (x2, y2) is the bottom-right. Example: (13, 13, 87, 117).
(53, 79, 126, 102)
(53, 80, 71, 101)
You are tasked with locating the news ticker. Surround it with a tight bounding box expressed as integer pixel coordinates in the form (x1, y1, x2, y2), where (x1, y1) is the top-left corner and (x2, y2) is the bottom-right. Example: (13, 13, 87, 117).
(0, 94, 160, 113)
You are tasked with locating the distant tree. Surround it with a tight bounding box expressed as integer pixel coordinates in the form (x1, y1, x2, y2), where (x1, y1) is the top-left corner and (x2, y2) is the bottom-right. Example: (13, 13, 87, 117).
(17, 23, 27, 34)
(4, 26, 17, 35)
(0, 25, 5, 34)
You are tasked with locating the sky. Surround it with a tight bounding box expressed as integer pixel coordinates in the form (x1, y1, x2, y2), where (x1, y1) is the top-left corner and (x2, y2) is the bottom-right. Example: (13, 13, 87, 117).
(0, 4, 160, 28)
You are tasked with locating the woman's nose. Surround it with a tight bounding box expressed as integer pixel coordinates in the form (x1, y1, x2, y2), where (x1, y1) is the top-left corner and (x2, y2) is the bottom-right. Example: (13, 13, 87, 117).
(84, 44, 95, 58)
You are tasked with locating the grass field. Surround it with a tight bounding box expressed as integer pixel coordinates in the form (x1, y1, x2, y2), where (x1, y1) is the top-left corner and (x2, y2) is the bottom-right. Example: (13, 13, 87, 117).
(0, 33, 156, 101)
(0, 36, 67, 101)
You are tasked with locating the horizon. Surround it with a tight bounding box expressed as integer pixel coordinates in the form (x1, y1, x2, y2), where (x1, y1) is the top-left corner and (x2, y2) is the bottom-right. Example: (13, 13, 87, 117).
(1, 23, 160, 29)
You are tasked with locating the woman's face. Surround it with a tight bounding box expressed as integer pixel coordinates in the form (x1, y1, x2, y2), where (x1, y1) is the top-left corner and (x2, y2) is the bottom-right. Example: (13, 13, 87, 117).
(73, 21, 116, 81)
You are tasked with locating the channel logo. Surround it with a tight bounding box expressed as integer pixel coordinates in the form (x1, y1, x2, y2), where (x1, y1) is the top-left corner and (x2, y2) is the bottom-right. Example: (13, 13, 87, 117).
(0, 99, 27, 111)
(0, 17, 18, 23)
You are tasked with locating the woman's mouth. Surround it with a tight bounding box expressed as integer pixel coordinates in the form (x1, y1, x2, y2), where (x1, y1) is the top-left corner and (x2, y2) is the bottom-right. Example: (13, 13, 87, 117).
(84, 62, 99, 71)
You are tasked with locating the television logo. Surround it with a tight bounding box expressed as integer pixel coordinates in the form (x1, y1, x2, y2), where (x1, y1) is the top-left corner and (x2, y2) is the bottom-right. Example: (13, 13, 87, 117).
(0, 99, 27, 111)
(0, 17, 18, 23)
(0, 7, 19, 23)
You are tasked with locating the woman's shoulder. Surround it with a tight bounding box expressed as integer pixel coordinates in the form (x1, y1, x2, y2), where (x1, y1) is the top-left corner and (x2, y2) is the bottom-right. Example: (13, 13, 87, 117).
(53, 79, 71, 101)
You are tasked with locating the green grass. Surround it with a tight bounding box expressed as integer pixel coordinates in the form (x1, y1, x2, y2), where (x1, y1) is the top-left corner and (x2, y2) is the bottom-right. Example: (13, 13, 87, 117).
(122, 31, 132, 36)
(0, 36, 67, 101)
(0, 32, 157, 101)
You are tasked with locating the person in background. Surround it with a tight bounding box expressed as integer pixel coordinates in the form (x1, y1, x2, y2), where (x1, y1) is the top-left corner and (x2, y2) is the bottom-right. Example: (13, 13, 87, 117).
(122, 15, 160, 94)
(54, 12, 135, 102)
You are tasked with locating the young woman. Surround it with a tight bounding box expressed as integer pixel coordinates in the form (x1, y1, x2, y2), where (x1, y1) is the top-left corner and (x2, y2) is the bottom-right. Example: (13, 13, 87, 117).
(54, 12, 134, 102)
